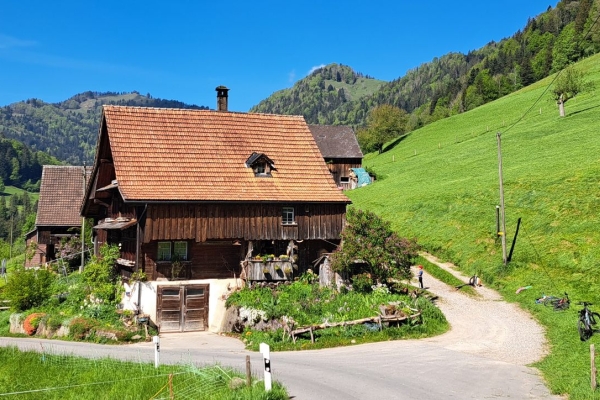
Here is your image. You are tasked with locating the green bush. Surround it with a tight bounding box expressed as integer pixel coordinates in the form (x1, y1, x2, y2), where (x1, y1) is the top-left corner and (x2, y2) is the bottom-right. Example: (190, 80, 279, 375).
(330, 208, 419, 284)
(69, 317, 97, 340)
(351, 273, 373, 293)
(0, 311, 10, 335)
(45, 314, 64, 331)
(82, 244, 120, 304)
(3, 267, 55, 311)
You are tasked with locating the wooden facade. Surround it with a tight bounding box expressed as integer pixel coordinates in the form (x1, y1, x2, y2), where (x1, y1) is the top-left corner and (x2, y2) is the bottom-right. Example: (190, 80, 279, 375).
(326, 158, 363, 190)
(96, 199, 346, 281)
(143, 203, 345, 243)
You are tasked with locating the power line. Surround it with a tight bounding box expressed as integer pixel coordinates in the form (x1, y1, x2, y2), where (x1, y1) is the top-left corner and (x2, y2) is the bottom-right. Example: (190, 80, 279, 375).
(519, 223, 561, 294)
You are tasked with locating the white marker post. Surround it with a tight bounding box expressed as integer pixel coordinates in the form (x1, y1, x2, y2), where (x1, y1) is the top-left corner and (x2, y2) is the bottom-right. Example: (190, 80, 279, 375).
(153, 335, 160, 368)
(260, 342, 272, 391)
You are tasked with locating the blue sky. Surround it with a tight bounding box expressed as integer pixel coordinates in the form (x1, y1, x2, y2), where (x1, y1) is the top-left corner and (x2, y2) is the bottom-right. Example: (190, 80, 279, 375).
(0, 1, 556, 112)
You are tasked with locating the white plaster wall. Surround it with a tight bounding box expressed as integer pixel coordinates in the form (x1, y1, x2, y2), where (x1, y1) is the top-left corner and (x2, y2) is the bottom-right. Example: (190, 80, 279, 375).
(121, 279, 241, 333)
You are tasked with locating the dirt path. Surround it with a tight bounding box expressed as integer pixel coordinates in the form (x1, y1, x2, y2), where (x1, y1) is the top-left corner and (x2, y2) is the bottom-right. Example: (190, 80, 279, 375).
(417, 253, 549, 366)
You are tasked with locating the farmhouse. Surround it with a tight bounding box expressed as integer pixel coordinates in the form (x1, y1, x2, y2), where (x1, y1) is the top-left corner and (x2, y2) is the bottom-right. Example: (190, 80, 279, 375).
(25, 166, 90, 268)
(308, 124, 364, 190)
(81, 87, 351, 333)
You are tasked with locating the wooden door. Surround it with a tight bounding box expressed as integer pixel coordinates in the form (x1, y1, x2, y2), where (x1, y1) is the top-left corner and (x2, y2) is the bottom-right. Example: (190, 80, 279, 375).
(157, 284, 209, 332)
(183, 285, 209, 331)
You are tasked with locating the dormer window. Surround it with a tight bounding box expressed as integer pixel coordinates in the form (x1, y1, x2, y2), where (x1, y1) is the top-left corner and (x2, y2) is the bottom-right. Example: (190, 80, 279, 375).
(245, 152, 276, 178)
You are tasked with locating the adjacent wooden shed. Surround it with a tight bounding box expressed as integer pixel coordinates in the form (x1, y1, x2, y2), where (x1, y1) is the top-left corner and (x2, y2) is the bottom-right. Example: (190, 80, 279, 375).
(25, 166, 90, 268)
(308, 125, 364, 190)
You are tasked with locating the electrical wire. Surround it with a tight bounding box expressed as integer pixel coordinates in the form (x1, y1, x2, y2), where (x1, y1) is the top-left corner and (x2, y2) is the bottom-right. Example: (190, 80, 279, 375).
(503, 8, 600, 134)
(519, 222, 561, 294)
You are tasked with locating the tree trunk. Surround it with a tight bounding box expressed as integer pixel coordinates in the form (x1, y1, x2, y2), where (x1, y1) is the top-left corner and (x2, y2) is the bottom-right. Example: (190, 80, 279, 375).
(558, 94, 565, 117)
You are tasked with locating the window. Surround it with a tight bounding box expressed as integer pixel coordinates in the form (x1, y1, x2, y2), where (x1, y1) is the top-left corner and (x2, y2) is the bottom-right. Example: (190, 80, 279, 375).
(340, 176, 350, 183)
(282, 207, 295, 225)
(157, 241, 188, 261)
(246, 152, 275, 177)
(174, 241, 188, 261)
(158, 242, 171, 261)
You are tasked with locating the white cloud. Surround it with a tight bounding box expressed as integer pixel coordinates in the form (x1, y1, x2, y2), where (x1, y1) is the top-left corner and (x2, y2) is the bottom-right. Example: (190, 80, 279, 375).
(307, 64, 326, 75)
(288, 69, 296, 83)
(0, 34, 36, 49)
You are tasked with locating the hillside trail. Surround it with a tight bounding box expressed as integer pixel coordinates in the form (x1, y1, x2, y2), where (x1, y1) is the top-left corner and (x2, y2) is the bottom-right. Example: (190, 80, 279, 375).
(416, 252, 549, 366)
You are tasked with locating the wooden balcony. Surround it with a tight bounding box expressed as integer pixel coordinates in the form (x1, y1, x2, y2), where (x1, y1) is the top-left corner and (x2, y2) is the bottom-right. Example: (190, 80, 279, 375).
(246, 260, 294, 281)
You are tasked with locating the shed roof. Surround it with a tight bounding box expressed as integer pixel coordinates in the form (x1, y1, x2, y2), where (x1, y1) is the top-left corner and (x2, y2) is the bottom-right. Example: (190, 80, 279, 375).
(36, 166, 90, 227)
(96, 106, 350, 203)
(308, 125, 363, 159)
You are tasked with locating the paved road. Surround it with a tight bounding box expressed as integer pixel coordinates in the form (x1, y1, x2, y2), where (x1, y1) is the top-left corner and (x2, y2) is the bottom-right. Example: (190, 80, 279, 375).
(0, 257, 563, 399)
(0, 333, 559, 399)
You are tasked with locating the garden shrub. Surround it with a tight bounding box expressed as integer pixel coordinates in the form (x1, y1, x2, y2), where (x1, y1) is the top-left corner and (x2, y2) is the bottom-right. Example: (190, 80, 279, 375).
(69, 317, 97, 340)
(45, 314, 64, 331)
(3, 267, 55, 311)
(23, 313, 46, 336)
(82, 244, 120, 304)
(330, 208, 419, 284)
(351, 273, 373, 293)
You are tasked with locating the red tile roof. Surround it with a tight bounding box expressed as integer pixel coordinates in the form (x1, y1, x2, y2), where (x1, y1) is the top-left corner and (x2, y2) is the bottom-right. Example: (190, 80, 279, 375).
(36, 166, 88, 227)
(101, 106, 350, 203)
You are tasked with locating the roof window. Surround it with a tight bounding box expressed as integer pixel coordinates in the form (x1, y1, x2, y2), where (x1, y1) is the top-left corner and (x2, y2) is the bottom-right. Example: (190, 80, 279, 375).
(245, 152, 276, 177)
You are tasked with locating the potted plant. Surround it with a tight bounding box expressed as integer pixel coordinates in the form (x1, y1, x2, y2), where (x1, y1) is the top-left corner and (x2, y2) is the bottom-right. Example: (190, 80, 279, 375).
(283, 266, 293, 275)
(262, 266, 270, 275)
(279, 254, 289, 261)
(130, 269, 147, 282)
(171, 255, 184, 279)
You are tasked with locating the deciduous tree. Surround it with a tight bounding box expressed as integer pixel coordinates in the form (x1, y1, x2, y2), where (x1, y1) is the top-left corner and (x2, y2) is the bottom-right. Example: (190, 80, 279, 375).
(357, 105, 407, 154)
(552, 65, 585, 117)
(330, 208, 419, 285)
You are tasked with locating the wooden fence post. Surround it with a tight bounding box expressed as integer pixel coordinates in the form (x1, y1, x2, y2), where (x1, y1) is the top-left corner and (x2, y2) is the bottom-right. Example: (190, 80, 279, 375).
(592, 344, 597, 391)
(246, 355, 251, 387)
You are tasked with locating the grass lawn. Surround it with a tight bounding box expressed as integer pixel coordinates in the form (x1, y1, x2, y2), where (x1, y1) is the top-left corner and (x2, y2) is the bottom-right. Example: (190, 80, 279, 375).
(0, 346, 287, 399)
(345, 53, 600, 398)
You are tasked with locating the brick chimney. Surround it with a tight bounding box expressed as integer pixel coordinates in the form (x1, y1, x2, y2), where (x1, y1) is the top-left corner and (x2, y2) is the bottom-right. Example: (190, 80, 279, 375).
(216, 86, 229, 111)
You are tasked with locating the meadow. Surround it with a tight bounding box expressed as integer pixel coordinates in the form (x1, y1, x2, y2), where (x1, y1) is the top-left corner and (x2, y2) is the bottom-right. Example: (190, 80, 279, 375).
(346, 53, 600, 398)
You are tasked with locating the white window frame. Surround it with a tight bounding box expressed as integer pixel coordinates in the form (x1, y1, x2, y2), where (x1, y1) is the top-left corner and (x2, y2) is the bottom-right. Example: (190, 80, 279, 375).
(157, 242, 171, 261)
(282, 207, 295, 225)
(173, 241, 188, 261)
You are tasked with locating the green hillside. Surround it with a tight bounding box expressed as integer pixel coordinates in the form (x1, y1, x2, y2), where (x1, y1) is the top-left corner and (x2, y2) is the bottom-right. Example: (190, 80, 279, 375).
(251, 64, 385, 124)
(346, 52, 600, 398)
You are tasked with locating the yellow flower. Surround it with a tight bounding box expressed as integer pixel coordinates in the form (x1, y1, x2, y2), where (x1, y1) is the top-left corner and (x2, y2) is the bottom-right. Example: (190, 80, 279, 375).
(245, 331, 252, 336)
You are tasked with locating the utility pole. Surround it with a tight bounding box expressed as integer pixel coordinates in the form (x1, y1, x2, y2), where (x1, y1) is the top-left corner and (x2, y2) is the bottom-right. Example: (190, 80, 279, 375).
(497, 132, 508, 265)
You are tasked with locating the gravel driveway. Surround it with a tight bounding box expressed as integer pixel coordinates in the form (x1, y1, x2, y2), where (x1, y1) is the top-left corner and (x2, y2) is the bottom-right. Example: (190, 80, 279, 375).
(419, 253, 549, 366)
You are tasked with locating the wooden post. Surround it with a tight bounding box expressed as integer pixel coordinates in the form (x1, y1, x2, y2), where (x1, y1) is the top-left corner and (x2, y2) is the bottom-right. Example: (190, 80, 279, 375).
(592, 344, 597, 391)
(497, 132, 508, 265)
(246, 355, 252, 387)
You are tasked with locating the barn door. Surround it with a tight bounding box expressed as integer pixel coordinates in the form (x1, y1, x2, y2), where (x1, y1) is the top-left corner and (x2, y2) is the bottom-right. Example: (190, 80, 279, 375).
(157, 285, 209, 332)
(183, 285, 209, 331)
